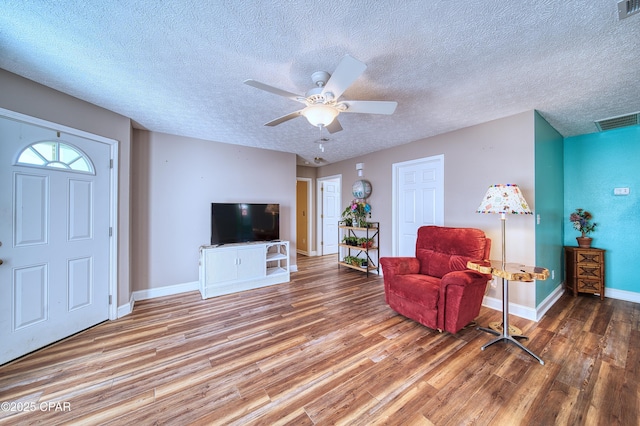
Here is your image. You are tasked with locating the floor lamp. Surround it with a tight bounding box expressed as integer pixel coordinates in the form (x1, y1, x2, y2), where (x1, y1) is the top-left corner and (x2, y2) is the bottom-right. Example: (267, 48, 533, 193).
(476, 184, 532, 335)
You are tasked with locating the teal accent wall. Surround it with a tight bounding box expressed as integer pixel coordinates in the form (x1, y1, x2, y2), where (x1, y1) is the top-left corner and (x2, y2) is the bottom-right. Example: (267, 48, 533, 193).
(564, 125, 640, 294)
(534, 112, 564, 305)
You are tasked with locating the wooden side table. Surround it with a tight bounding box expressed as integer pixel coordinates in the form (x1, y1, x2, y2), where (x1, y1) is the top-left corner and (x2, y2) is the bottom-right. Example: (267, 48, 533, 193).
(564, 247, 605, 300)
(467, 260, 549, 365)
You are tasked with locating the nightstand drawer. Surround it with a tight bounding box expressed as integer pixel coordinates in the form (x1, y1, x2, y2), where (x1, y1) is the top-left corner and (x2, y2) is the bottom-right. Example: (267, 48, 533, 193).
(576, 264, 602, 278)
(576, 278, 603, 295)
(575, 251, 603, 265)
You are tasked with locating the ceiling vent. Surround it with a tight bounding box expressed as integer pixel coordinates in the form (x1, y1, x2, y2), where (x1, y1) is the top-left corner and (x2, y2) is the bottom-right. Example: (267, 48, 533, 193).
(595, 112, 640, 131)
(618, 0, 640, 19)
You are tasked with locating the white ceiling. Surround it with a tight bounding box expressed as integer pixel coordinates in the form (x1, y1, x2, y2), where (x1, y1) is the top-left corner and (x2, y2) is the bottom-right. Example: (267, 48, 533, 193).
(2, 1, 639, 165)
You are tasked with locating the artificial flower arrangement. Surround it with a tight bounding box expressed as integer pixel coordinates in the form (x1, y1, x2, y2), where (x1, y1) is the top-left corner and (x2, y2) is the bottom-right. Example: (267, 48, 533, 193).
(342, 199, 371, 226)
(569, 208, 597, 237)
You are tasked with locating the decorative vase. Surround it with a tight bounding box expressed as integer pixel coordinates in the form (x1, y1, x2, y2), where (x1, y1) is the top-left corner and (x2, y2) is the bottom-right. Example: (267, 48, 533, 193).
(576, 236, 592, 248)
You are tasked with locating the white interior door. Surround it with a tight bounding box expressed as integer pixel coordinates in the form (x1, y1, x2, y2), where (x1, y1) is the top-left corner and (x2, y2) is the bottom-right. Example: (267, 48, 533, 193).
(393, 155, 444, 256)
(318, 176, 341, 255)
(0, 116, 111, 365)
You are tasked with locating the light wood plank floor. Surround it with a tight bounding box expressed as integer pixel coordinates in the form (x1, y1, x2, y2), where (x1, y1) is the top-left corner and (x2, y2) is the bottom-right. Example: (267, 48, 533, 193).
(1, 254, 638, 425)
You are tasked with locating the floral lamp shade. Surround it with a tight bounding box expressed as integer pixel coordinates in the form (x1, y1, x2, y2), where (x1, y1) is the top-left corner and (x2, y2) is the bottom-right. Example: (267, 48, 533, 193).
(476, 184, 532, 215)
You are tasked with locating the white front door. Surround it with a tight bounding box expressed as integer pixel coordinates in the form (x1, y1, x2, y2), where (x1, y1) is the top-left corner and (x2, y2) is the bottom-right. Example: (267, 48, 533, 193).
(319, 177, 341, 255)
(392, 155, 444, 256)
(0, 116, 111, 365)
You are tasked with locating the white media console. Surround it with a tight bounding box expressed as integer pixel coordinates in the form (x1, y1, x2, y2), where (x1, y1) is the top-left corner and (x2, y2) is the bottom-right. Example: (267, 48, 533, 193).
(199, 240, 290, 299)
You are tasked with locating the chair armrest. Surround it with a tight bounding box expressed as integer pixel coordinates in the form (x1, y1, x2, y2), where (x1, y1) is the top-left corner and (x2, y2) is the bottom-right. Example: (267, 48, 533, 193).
(441, 270, 491, 289)
(437, 269, 493, 333)
(380, 257, 420, 276)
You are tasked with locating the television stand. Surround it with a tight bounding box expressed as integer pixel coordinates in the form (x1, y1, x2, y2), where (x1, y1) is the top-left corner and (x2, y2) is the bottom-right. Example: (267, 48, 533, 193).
(199, 241, 290, 299)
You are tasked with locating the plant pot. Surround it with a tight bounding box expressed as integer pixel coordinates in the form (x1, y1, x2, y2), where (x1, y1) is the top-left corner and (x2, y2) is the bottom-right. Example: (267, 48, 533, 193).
(576, 236, 592, 248)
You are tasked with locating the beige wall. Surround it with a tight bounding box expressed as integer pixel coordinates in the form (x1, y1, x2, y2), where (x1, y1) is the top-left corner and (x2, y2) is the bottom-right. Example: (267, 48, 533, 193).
(0, 69, 297, 310)
(0, 69, 134, 307)
(317, 111, 537, 307)
(131, 130, 297, 292)
(0, 67, 544, 312)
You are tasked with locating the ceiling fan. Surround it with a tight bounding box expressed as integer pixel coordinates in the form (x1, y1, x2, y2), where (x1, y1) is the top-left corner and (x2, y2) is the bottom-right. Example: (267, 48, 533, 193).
(244, 55, 397, 134)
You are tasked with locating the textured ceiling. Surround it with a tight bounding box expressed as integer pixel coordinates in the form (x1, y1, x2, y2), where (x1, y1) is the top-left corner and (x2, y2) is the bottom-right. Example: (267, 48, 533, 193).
(2, 0, 639, 165)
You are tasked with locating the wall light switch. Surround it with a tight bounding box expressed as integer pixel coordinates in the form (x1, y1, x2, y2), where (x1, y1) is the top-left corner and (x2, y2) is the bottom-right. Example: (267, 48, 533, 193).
(614, 187, 630, 195)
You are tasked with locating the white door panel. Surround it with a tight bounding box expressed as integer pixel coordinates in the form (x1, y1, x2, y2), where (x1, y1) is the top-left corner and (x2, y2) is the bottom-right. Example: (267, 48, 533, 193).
(320, 178, 341, 255)
(0, 116, 111, 365)
(393, 156, 444, 257)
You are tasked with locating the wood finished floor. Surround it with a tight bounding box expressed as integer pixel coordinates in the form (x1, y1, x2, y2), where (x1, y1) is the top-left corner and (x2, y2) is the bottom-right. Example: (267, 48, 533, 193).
(1, 254, 638, 425)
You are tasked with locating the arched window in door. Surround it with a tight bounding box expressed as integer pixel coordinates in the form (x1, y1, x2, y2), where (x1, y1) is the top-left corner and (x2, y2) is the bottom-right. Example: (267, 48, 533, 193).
(15, 141, 95, 174)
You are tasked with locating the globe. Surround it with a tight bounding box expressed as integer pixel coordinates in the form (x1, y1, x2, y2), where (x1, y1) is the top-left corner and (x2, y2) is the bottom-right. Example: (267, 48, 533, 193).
(352, 179, 372, 199)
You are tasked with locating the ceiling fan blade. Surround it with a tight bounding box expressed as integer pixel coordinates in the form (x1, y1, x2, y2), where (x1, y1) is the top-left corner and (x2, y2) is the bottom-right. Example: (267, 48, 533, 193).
(325, 118, 343, 134)
(321, 55, 367, 100)
(244, 79, 305, 103)
(264, 110, 303, 127)
(339, 100, 398, 115)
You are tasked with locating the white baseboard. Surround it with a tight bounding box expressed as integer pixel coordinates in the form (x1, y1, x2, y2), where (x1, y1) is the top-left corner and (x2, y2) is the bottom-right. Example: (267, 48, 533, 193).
(117, 281, 199, 318)
(482, 282, 565, 322)
(482, 295, 538, 321)
(134, 280, 200, 301)
(605, 287, 640, 303)
(535, 283, 565, 321)
(117, 294, 135, 318)
(483, 280, 640, 322)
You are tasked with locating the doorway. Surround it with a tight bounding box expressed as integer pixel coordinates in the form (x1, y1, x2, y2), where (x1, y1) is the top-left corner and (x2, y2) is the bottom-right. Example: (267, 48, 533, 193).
(316, 175, 341, 256)
(0, 110, 117, 365)
(296, 178, 312, 255)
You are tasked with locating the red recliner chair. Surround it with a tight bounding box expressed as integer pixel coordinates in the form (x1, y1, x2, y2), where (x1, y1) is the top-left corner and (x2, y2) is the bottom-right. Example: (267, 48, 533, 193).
(380, 226, 492, 333)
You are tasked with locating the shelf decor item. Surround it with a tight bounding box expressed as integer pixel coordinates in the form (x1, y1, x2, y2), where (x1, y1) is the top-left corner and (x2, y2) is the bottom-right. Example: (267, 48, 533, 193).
(352, 179, 372, 199)
(569, 208, 597, 248)
(342, 199, 371, 227)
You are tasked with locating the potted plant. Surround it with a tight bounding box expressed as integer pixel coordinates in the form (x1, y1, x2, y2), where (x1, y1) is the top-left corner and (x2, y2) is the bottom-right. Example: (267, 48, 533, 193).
(342, 236, 358, 246)
(570, 208, 597, 248)
(358, 237, 374, 249)
(343, 256, 356, 265)
(341, 199, 372, 228)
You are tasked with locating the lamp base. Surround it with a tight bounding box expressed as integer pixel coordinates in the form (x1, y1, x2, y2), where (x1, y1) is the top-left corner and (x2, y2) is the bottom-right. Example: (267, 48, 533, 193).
(488, 321, 522, 335)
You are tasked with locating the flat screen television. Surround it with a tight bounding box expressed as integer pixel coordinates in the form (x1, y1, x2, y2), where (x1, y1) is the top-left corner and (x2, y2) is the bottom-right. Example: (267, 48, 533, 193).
(211, 203, 280, 245)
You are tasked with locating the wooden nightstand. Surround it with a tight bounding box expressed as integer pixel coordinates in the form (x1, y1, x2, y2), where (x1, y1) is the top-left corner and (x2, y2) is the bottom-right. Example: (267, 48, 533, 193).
(564, 247, 605, 300)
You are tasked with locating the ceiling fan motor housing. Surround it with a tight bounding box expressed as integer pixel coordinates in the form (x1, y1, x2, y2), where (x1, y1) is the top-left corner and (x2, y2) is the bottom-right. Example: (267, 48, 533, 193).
(311, 71, 330, 87)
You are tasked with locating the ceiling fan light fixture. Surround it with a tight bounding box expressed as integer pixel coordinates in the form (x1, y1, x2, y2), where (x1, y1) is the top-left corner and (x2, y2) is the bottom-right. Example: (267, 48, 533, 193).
(302, 105, 339, 127)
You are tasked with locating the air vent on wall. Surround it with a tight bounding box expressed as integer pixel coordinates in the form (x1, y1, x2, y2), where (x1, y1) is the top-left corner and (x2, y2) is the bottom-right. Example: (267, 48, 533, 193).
(595, 112, 640, 131)
(618, 0, 640, 20)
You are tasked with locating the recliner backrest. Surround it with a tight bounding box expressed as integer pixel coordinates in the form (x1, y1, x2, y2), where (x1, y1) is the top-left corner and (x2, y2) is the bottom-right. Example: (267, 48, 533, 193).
(415, 226, 491, 278)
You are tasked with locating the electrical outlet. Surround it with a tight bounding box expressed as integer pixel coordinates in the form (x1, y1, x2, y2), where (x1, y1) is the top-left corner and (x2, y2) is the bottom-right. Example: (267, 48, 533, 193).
(552, 270, 555, 280)
(614, 187, 630, 195)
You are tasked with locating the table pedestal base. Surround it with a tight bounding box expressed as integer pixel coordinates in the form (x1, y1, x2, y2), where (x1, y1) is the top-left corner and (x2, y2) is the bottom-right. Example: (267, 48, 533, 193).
(477, 326, 544, 365)
(488, 321, 522, 335)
